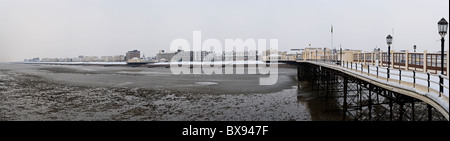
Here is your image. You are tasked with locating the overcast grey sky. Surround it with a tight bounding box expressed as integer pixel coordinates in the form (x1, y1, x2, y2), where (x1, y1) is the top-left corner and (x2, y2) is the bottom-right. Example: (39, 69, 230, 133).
(0, 0, 448, 62)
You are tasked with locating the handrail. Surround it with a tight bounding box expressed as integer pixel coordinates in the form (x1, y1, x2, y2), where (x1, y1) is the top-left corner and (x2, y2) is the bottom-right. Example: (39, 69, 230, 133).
(311, 60, 449, 100)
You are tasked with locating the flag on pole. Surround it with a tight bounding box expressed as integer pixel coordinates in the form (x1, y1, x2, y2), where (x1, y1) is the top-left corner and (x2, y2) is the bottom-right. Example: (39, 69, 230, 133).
(331, 25, 333, 33)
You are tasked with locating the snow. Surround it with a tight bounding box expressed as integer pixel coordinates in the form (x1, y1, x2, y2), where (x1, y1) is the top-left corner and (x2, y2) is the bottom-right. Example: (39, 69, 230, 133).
(155, 61, 283, 65)
(23, 61, 280, 66)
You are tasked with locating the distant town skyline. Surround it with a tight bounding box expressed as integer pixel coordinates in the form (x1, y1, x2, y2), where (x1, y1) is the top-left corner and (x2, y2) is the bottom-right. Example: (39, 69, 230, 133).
(0, 0, 449, 62)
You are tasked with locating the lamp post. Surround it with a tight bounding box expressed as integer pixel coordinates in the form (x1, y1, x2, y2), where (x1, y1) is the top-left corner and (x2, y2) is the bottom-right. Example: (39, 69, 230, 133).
(438, 18, 448, 98)
(413, 45, 416, 53)
(438, 18, 448, 75)
(377, 48, 380, 65)
(324, 48, 326, 63)
(386, 35, 393, 79)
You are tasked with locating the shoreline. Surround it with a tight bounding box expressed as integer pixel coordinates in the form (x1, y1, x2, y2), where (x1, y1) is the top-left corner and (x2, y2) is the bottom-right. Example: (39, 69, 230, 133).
(14, 61, 296, 68)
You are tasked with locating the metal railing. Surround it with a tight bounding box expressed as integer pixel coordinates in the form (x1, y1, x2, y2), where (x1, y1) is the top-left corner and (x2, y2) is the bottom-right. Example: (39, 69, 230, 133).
(301, 51, 448, 98)
(326, 60, 450, 99)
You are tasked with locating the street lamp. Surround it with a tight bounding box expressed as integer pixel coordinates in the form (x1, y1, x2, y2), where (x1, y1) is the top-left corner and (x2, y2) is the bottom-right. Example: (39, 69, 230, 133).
(413, 45, 416, 53)
(386, 34, 393, 79)
(386, 35, 393, 67)
(438, 18, 448, 98)
(377, 48, 382, 66)
(438, 18, 448, 75)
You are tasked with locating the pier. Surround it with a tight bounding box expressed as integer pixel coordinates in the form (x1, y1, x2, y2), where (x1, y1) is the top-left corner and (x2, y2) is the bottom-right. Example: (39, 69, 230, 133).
(292, 51, 449, 120)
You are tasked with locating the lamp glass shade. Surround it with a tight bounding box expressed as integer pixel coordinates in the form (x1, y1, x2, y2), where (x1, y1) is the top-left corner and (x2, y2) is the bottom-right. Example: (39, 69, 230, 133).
(386, 35, 393, 45)
(438, 18, 448, 38)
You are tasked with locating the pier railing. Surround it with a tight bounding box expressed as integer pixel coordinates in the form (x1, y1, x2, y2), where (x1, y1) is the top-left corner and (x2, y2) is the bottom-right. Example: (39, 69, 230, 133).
(313, 59, 449, 114)
(336, 61, 449, 97)
(350, 51, 447, 75)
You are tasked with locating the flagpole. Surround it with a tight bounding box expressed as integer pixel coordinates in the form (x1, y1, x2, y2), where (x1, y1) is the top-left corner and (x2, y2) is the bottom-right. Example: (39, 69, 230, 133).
(331, 25, 334, 63)
(392, 28, 394, 50)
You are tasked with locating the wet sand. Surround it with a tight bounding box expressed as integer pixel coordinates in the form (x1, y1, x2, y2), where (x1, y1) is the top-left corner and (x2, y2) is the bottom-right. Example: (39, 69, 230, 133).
(0, 64, 313, 121)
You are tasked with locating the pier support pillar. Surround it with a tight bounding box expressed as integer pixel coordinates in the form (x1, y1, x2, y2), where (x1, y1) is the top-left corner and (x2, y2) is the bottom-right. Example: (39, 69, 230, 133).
(368, 84, 372, 121)
(399, 102, 404, 121)
(325, 71, 330, 109)
(411, 98, 415, 121)
(389, 91, 393, 121)
(297, 64, 300, 81)
(343, 77, 348, 121)
(427, 104, 432, 121)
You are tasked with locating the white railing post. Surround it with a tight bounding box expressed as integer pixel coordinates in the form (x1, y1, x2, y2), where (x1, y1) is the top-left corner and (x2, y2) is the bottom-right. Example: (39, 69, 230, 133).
(358, 53, 360, 63)
(405, 50, 409, 70)
(423, 50, 427, 73)
(371, 51, 374, 66)
(447, 51, 449, 76)
(364, 51, 366, 66)
(380, 50, 383, 66)
(391, 50, 395, 69)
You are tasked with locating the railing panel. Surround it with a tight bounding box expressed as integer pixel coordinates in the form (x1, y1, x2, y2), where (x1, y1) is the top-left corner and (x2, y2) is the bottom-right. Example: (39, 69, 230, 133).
(365, 53, 372, 62)
(353, 53, 358, 62)
(393, 53, 406, 68)
(381, 52, 390, 67)
(408, 53, 424, 70)
(359, 53, 364, 62)
(426, 54, 447, 74)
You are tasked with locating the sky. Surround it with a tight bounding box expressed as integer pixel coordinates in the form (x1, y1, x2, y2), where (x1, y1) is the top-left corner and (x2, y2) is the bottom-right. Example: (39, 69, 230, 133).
(0, 0, 449, 62)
